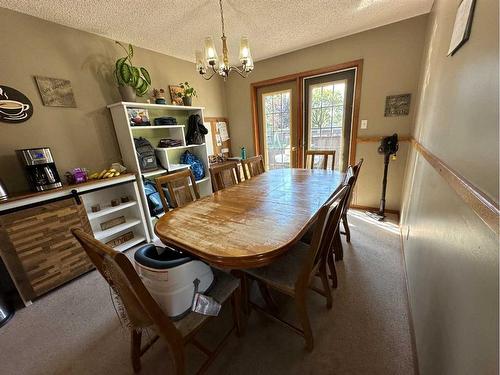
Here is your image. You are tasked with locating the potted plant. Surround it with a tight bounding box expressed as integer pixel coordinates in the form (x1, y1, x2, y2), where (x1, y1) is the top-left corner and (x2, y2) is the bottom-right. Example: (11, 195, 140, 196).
(176, 82, 197, 106)
(114, 42, 151, 102)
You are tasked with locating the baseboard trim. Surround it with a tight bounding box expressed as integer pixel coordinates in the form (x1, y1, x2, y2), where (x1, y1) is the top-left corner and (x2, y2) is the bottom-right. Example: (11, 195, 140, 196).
(399, 228, 420, 375)
(410, 138, 499, 234)
(350, 204, 400, 218)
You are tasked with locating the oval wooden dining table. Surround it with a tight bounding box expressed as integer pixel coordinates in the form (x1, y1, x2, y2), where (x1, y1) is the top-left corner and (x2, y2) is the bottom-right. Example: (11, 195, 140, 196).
(154, 168, 344, 269)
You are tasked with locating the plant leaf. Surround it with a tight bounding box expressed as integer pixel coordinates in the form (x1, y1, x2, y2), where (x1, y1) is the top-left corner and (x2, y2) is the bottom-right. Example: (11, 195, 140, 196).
(115, 57, 127, 84)
(136, 80, 149, 97)
(130, 66, 140, 87)
(119, 62, 132, 84)
(135, 76, 144, 90)
(128, 44, 134, 58)
(140, 67, 151, 85)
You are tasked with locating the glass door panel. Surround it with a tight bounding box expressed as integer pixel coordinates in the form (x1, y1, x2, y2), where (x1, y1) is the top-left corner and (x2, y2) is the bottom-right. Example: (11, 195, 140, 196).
(308, 81, 346, 169)
(262, 90, 292, 170)
(304, 69, 355, 171)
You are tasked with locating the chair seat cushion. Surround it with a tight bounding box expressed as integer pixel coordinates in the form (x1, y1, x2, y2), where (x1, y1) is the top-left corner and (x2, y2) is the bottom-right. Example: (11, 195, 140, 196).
(244, 241, 311, 294)
(174, 268, 240, 338)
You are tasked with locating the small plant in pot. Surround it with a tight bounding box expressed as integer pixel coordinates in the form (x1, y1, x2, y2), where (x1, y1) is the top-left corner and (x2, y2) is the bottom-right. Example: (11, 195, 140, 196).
(114, 42, 151, 102)
(176, 82, 197, 106)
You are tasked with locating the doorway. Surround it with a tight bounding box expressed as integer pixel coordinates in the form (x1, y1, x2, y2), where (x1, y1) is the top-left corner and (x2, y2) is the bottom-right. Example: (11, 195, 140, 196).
(251, 60, 362, 169)
(303, 69, 355, 171)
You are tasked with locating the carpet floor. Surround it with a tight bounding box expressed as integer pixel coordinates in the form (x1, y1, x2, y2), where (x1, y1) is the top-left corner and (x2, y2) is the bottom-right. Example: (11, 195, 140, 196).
(0, 211, 415, 375)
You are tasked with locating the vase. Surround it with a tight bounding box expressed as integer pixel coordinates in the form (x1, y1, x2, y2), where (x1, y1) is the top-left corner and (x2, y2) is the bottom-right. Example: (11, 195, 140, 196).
(182, 96, 192, 106)
(118, 86, 136, 102)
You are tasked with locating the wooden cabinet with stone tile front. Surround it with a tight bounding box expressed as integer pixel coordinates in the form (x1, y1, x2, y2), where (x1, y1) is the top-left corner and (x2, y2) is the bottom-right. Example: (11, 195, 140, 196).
(0, 196, 94, 304)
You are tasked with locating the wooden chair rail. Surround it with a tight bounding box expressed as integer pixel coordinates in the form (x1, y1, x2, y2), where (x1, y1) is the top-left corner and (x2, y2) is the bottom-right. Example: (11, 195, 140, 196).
(411, 138, 499, 234)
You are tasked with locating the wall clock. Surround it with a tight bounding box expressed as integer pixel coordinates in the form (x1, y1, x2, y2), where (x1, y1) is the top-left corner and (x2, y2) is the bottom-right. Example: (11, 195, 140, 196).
(0, 85, 33, 123)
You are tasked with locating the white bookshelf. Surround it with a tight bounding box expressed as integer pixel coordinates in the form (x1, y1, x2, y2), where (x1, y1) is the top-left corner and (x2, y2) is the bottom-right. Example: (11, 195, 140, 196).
(80, 175, 150, 252)
(107, 101, 213, 239)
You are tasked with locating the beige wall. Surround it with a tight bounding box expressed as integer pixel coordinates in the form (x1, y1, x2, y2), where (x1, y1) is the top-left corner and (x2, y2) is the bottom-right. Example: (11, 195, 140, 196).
(224, 15, 428, 211)
(0, 8, 226, 193)
(400, 0, 499, 373)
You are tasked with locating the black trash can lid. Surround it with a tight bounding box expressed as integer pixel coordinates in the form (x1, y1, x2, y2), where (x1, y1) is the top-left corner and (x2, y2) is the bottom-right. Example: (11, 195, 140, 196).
(134, 244, 192, 269)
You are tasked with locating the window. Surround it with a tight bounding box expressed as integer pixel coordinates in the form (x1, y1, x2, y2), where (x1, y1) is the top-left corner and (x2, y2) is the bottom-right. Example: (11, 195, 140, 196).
(262, 90, 291, 170)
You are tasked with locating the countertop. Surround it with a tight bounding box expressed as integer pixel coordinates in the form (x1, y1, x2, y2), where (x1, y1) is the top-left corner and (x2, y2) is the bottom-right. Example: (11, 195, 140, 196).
(0, 173, 137, 212)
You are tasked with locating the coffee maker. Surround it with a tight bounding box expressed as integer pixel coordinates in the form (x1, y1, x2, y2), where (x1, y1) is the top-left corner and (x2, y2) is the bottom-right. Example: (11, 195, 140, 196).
(16, 148, 63, 192)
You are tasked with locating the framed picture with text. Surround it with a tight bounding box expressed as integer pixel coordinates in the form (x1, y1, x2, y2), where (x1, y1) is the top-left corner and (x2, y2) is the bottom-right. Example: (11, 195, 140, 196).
(447, 0, 476, 56)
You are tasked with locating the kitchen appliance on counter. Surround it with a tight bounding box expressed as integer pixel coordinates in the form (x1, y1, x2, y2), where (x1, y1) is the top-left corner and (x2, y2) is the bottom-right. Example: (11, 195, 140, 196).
(16, 148, 62, 192)
(0, 178, 8, 200)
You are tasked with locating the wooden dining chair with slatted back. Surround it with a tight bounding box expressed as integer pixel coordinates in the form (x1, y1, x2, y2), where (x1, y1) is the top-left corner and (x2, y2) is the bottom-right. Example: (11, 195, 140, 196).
(243, 185, 349, 351)
(327, 171, 356, 270)
(71, 228, 242, 375)
(209, 162, 241, 192)
(241, 155, 265, 180)
(341, 158, 364, 243)
(155, 169, 200, 212)
(300, 172, 355, 288)
(305, 150, 336, 170)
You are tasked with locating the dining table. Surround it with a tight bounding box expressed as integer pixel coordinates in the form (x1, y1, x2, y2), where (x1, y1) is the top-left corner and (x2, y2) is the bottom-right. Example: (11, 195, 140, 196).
(154, 168, 344, 269)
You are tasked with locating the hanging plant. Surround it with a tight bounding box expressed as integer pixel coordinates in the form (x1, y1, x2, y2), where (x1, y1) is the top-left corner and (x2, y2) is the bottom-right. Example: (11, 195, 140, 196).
(114, 42, 151, 97)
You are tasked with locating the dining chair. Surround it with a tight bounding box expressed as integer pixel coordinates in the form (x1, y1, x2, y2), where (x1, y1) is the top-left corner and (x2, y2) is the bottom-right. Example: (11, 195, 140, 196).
(155, 169, 200, 212)
(341, 158, 364, 243)
(305, 150, 336, 170)
(241, 155, 265, 180)
(300, 171, 356, 287)
(209, 162, 241, 192)
(243, 185, 349, 351)
(71, 228, 242, 375)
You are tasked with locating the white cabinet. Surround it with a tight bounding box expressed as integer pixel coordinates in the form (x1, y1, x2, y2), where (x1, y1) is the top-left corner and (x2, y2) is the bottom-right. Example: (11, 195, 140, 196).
(81, 176, 149, 251)
(107, 102, 212, 239)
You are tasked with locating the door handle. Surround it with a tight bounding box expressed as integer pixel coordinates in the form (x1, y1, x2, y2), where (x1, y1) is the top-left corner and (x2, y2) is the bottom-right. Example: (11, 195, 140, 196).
(71, 189, 82, 205)
(291, 147, 297, 151)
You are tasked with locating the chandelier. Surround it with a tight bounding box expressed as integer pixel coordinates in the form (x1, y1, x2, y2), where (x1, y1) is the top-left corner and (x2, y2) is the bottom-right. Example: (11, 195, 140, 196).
(195, 0, 254, 80)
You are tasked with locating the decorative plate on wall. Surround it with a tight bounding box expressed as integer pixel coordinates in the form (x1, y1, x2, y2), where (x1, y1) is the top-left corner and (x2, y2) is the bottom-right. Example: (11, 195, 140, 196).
(0, 85, 33, 123)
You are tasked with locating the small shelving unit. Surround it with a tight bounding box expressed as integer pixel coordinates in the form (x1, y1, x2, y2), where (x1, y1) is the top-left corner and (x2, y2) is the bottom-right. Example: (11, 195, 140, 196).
(107, 101, 213, 239)
(80, 174, 150, 252)
(86, 200, 137, 220)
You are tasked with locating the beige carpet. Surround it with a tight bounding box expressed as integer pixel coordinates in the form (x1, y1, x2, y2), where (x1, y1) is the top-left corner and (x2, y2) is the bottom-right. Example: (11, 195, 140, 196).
(0, 211, 415, 375)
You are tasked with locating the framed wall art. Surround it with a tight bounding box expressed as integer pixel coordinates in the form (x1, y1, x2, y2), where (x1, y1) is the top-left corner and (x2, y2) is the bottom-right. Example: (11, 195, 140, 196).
(0, 85, 33, 123)
(447, 0, 476, 56)
(169, 85, 183, 105)
(35, 76, 77, 107)
(384, 94, 411, 117)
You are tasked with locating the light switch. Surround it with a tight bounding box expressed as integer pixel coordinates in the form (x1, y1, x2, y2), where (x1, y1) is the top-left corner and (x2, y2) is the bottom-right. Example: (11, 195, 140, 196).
(360, 119, 368, 129)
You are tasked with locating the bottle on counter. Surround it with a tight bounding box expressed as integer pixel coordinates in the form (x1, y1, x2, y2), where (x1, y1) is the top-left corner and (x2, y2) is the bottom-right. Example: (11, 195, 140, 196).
(240, 147, 247, 160)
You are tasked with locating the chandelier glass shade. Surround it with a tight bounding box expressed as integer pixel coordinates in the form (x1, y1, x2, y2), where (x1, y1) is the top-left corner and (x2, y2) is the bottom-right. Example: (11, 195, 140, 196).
(195, 0, 254, 80)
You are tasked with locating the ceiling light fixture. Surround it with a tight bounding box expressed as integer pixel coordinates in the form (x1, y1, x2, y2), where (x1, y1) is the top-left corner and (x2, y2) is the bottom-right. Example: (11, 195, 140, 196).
(195, 0, 254, 81)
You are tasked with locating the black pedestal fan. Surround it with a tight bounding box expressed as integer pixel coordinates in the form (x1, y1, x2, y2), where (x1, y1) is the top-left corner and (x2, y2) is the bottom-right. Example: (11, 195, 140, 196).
(368, 133, 399, 221)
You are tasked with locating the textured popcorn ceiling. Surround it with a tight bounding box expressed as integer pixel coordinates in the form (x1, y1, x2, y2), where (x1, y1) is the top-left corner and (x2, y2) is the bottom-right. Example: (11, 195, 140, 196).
(0, 0, 432, 63)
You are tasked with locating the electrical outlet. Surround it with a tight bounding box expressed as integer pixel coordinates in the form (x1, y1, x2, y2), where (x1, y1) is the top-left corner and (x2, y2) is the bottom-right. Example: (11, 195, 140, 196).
(361, 119, 368, 129)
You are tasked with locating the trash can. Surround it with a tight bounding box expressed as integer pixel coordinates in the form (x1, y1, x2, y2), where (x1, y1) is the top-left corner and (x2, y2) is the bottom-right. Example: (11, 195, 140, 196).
(0, 292, 14, 327)
(0, 258, 15, 328)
